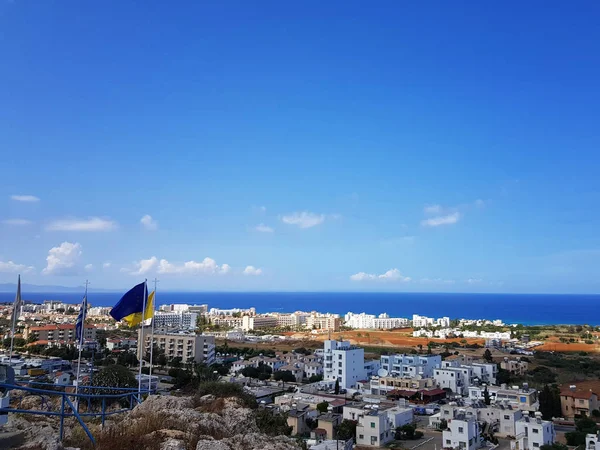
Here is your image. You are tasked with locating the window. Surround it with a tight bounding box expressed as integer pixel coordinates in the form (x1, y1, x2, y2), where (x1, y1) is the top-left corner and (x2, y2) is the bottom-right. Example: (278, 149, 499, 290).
(458, 427, 464, 433)
(533, 444, 539, 448)
(579, 399, 585, 404)
(338, 370, 342, 375)
(359, 435, 364, 440)
(532, 429, 539, 434)
(446, 440, 451, 445)
(504, 415, 510, 420)
(371, 422, 376, 428)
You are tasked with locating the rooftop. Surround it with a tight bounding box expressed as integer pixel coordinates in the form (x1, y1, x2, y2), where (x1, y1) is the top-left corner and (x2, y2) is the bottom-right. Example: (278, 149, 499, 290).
(560, 381, 600, 398)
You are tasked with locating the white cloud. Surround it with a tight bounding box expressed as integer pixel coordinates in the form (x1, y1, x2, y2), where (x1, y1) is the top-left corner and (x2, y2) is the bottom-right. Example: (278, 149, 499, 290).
(42, 242, 83, 276)
(2, 219, 33, 226)
(102, 262, 111, 269)
(158, 257, 231, 275)
(424, 204, 442, 215)
(281, 211, 325, 228)
(11, 195, 39, 202)
(243, 265, 263, 276)
(467, 278, 483, 284)
(0, 260, 35, 273)
(46, 217, 117, 232)
(140, 215, 158, 231)
(255, 223, 274, 233)
(85, 264, 93, 272)
(421, 212, 461, 227)
(122, 256, 159, 276)
(350, 268, 411, 282)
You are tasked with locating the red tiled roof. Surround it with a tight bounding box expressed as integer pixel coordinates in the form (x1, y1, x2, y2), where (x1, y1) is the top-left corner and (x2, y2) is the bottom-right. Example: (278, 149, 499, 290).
(560, 381, 600, 399)
(422, 388, 446, 396)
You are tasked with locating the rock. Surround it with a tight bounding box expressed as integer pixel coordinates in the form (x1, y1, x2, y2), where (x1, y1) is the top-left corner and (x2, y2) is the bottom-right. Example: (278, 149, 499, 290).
(198, 394, 215, 404)
(196, 441, 231, 450)
(160, 438, 187, 450)
(220, 398, 258, 435)
(131, 394, 193, 417)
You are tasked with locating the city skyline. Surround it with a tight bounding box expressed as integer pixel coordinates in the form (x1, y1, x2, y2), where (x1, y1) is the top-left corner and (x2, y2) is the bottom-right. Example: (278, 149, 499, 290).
(1, 2, 600, 293)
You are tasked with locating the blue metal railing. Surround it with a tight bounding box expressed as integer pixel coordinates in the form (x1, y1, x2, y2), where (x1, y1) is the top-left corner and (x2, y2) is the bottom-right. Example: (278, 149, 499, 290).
(0, 381, 155, 445)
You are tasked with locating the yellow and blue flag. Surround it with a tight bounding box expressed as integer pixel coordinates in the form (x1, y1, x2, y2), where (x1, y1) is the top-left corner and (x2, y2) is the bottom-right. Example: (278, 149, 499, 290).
(123, 291, 154, 327)
(109, 282, 148, 324)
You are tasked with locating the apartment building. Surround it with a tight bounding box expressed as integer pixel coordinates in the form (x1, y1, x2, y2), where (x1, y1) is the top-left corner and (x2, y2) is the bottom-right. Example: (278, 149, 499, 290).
(370, 375, 435, 396)
(138, 330, 215, 364)
(434, 403, 524, 437)
(469, 384, 539, 411)
(24, 324, 97, 344)
(343, 403, 413, 447)
(317, 413, 342, 440)
(275, 313, 309, 328)
(511, 412, 555, 450)
(153, 311, 198, 331)
(344, 312, 409, 329)
(434, 367, 472, 395)
(305, 362, 324, 379)
(87, 306, 112, 316)
(501, 358, 529, 376)
(412, 314, 450, 328)
(106, 338, 137, 351)
(442, 410, 482, 450)
(306, 313, 341, 331)
(560, 381, 600, 419)
(248, 355, 286, 371)
(210, 316, 244, 329)
(242, 315, 278, 331)
(323, 340, 366, 389)
(380, 354, 441, 378)
(441, 359, 497, 385)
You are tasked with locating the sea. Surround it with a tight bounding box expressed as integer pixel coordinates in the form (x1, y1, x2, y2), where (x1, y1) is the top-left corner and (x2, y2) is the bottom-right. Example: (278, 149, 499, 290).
(0, 291, 598, 326)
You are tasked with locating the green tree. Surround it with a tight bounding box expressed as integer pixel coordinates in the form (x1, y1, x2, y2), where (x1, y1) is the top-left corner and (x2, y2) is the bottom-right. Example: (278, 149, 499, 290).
(439, 418, 448, 430)
(92, 364, 136, 394)
(27, 334, 37, 344)
(565, 417, 598, 446)
(540, 443, 568, 450)
(539, 385, 561, 420)
(335, 419, 357, 440)
(483, 349, 493, 363)
(496, 366, 511, 385)
(170, 356, 182, 368)
(334, 378, 340, 395)
(483, 386, 491, 405)
(273, 370, 296, 382)
(316, 401, 329, 413)
(308, 374, 323, 383)
(255, 408, 292, 436)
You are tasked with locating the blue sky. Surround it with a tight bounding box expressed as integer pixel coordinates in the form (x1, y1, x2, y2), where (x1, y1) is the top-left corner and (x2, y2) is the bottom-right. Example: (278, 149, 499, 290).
(1, 1, 599, 293)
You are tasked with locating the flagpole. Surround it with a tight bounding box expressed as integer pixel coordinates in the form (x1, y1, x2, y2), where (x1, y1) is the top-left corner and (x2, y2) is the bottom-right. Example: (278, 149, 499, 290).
(74, 280, 89, 403)
(138, 279, 148, 395)
(149, 278, 158, 391)
(8, 275, 21, 365)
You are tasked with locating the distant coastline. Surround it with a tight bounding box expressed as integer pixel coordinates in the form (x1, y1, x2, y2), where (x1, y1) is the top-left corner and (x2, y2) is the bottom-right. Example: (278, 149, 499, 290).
(0, 291, 598, 326)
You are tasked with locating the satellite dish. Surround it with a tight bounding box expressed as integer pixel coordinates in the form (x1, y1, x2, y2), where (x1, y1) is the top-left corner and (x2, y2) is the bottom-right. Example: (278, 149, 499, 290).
(377, 368, 389, 377)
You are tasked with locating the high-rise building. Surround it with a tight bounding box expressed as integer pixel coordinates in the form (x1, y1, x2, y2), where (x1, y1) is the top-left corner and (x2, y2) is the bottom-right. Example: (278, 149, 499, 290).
(138, 329, 215, 364)
(323, 340, 366, 389)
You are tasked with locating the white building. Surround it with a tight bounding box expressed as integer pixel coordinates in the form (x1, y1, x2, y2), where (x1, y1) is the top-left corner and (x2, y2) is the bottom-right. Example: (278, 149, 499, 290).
(275, 312, 309, 328)
(586, 434, 600, 450)
(412, 314, 450, 328)
(306, 313, 341, 331)
(469, 385, 539, 411)
(434, 367, 471, 395)
(511, 412, 555, 450)
(380, 354, 441, 378)
(344, 312, 409, 330)
(343, 403, 413, 447)
(209, 307, 255, 316)
(323, 340, 366, 389)
(242, 315, 278, 331)
(87, 306, 112, 316)
(305, 362, 324, 379)
(138, 330, 215, 364)
(442, 410, 482, 450)
(153, 311, 198, 331)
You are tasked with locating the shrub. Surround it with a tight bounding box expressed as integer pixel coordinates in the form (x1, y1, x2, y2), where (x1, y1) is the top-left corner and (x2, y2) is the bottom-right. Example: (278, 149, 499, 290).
(195, 381, 257, 409)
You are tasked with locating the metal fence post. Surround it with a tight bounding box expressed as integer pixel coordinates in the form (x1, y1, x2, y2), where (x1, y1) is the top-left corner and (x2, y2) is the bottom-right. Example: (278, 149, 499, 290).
(59, 394, 65, 440)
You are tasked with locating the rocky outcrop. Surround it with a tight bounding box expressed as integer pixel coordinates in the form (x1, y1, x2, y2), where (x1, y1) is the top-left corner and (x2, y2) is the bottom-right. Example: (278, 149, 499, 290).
(2, 392, 300, 450)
